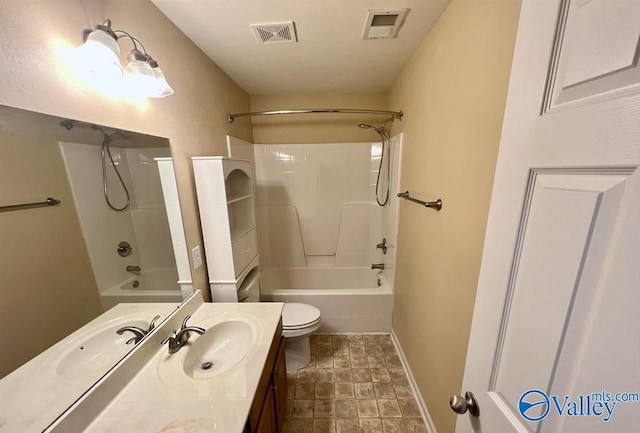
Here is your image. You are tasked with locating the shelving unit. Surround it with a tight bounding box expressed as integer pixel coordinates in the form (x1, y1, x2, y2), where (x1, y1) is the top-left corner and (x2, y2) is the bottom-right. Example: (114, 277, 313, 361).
(192, 157, 261, 302)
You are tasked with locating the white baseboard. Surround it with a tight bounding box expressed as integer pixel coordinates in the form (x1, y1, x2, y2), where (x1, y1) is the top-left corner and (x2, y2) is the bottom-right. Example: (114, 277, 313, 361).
(390, 329, 437, 433)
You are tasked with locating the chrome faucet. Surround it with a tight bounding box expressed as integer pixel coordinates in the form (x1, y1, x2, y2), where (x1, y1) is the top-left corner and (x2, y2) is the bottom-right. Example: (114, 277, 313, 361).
(116, 315, 161, 345)
(126, 265, 141, 272)
(161, 315, 206, 354)
(371, 263, 385, 270)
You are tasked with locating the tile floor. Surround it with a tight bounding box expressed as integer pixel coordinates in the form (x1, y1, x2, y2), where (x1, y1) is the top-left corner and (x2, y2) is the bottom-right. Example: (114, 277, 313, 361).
(283, 334, 428, 433)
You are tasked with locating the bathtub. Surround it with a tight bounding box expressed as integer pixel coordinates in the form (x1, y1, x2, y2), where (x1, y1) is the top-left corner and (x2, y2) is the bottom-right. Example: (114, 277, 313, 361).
(100, 268, 183, 310)
(260, 267, 393, 333)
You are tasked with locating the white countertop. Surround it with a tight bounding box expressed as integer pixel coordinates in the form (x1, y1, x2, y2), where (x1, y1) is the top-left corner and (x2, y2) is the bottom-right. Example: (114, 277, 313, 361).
(82, 302, 284, 433)
(0, 303, 178, 433)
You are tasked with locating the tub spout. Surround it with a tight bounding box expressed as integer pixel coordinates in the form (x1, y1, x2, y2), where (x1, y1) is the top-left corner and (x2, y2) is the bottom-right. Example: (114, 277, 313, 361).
(126, 265, 141, 272)
(371, 263, 385, 270)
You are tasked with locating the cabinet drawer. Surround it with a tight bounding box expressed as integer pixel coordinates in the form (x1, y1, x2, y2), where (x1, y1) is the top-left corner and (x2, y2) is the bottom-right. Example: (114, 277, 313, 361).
(232, 228, 258, 277)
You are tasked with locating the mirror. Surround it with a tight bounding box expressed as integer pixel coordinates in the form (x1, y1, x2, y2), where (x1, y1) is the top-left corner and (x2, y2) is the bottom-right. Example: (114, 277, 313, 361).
(0, 104, 190, 432)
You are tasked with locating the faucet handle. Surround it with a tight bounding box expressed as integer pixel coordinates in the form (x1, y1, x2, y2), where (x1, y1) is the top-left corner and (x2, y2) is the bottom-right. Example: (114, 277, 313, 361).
(376, 238, 388, 254)
(116, 326, 147, 345)
(179, 315, 204, 332)
(179, 315, 206, 335)
(180, 315, 191, 331)
(181, 326, 206, 335)
(146, 315, 161, 333)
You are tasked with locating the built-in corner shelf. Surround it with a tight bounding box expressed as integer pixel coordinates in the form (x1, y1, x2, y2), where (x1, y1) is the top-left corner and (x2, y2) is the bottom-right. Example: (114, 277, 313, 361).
(227, 194, 253, 204)
(192, 156, 261, 303)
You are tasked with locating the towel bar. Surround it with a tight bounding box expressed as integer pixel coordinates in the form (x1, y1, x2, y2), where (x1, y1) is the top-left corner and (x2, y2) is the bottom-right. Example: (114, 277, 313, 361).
(397, 191, 442, 211)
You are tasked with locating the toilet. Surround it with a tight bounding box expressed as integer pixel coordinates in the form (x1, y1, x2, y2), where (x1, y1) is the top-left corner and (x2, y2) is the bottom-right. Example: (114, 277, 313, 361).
(281, 303, 322, 369)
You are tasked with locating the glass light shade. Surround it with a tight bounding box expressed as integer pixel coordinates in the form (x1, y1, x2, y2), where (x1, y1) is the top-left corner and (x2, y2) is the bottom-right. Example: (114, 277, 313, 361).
(150, 67, 174, 97)
(124, 57, 157, 97)
(75, 29, 123, 89)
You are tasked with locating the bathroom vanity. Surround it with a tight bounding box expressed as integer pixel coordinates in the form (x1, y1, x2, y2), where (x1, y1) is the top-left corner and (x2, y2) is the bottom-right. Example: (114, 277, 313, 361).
(0, 303, 178, 433)
(245, 320, 287, 433)
(39, 292, 286, 433)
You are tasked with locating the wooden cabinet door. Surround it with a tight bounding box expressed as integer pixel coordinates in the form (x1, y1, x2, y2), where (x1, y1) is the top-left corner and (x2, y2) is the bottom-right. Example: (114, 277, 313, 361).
(256, 385, 276, 433)
(272, 339, 287, 431)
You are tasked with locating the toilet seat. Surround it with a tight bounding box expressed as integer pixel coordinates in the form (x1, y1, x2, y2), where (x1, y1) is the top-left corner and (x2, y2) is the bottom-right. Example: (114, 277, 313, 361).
(282, 303, 321, 330)
(284, 317, 321, 330)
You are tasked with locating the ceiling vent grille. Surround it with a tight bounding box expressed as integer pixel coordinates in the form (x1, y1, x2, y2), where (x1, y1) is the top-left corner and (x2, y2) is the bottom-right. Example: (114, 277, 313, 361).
(251, 22, 298, 44)
(362, 9, 409, 40)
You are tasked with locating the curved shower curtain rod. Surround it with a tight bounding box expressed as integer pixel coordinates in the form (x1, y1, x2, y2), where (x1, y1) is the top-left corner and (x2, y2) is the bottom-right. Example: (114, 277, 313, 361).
(227, 108, 404, 123)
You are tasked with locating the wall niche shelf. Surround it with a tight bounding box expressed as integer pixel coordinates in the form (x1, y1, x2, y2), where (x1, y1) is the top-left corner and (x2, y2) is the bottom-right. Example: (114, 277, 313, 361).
(193, 157, 260, 302)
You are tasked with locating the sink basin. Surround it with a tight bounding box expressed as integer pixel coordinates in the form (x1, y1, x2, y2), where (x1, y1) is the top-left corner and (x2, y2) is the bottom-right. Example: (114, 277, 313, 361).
(182, 320, 253, 380)
(56, 320, 148, 379)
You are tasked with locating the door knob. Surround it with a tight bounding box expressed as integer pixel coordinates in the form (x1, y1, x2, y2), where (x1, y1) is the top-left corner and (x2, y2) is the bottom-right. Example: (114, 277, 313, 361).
(449, 391, 480, 417)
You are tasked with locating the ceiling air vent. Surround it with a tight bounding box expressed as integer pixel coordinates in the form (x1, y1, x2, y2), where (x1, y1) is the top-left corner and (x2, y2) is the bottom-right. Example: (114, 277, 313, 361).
(362, 9, 409, 40)
(251, 21, 298, 44)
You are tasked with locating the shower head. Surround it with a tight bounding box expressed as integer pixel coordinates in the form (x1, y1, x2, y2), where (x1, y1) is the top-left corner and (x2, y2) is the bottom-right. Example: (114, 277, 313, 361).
(109, 130, 129, 139)
(60, 120, 127, 141)
(103, 130, 129, 145)
(60, 120, 75, 131)
(357, 123, 385, 135)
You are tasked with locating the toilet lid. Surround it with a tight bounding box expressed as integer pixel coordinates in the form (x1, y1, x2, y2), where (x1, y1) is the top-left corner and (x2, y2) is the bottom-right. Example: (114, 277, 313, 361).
(282, 303, 321, 329)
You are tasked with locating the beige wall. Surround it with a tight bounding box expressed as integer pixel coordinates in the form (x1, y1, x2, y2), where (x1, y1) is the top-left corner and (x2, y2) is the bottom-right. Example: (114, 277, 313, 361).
(250, 92, 389, 143)
(0, 0, 253, 303)
(0, 106, 104, 378)
(388, 0, 520, 431)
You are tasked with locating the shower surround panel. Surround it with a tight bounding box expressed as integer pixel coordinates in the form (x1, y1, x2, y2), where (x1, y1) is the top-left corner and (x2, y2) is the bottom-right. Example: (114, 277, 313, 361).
(59, 143, 181, 308)
(223, 135, 403, 331)
(254, 142, 384, 269)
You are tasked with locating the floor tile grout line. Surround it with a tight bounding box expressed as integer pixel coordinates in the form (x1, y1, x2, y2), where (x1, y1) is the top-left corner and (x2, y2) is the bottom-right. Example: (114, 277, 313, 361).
(286, 333, 428, 433)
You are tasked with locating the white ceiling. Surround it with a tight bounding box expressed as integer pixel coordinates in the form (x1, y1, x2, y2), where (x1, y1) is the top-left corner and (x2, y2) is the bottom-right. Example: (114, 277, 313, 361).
(151, 0, 451, 95)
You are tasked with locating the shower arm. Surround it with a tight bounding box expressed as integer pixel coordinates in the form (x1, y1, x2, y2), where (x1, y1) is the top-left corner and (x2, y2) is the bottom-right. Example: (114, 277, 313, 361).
(227, 108, 403, 123)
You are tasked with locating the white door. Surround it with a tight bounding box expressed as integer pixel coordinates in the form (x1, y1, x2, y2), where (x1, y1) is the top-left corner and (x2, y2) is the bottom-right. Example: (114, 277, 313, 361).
(455, 0, 640, 432)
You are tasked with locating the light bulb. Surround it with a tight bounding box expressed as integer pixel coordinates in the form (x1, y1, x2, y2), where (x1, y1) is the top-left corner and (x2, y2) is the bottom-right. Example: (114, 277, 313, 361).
(75, 28, 123, 92)
(124, 50, 157, 97)
(150, 66, 174, 97)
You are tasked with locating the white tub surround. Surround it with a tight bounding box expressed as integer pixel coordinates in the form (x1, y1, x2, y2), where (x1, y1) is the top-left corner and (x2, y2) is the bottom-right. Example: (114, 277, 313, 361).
(59, 143, 183, 307)
(71, 301, 284, 433)
(0, 303, 177, 433)
(100, 268, 184, 309)
(253, 138, 402, 271)
(250, 137, 402, 332)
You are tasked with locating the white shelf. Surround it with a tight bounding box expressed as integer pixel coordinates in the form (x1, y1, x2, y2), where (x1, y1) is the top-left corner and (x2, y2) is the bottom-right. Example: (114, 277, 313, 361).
(228, 198, 255, 242)
(227, 194, 253, 204)
(193, 157, 260, 303)
(230, 225, 255, 244)
(225, 168, 252, 198)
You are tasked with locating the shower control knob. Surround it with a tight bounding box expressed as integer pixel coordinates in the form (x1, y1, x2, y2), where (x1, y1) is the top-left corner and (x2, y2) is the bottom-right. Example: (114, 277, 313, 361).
(449, 392, 480, 417)
(376, 238, 388, 254)
(117, 241, 133, 257)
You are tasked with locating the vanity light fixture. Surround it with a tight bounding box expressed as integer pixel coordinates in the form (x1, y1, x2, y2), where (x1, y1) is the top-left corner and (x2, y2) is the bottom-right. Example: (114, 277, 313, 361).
(76, 19, 173, 98)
